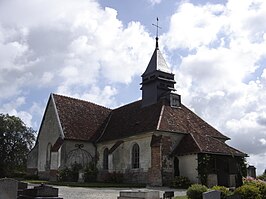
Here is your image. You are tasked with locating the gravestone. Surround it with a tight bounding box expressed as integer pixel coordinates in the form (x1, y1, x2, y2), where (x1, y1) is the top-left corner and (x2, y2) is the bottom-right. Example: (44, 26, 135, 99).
(118, 190, 159, 199)
(0, 178, 18, 199)
(163, 191, 174, 199)
(203, 190, 220, 199)
(17, 181, 28, 197)
(19, 184, 63, 199)
(247, 165, 256, 178)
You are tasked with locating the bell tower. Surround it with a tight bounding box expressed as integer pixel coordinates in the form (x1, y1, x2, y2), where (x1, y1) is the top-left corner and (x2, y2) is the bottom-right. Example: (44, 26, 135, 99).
(140, 19, 181, 107)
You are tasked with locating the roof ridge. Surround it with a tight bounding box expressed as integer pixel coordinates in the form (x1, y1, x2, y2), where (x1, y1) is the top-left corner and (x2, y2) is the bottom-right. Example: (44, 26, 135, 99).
(96, 112, 113, 143)
(190, 133, 203, 152)
(52, 93, 111, 110)
(112, 100, 141, 111)
(51, 94, 65, 139)
(156, 103, 165, 130)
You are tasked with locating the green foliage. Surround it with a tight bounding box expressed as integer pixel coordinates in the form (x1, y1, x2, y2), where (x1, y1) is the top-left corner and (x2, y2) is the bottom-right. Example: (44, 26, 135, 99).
(197, 154, 213, 185)
(257, 172, 266, 181)
(235, 184, 261, 199)
(172, 176, 191, 189)
(106, 171, 124, 183)
(24, 174, 39, 180)
(243, 178, 266, 199)
(211, 186, 231, 199)
(257, 182, 266, 199)
(84, 162, 98, 182)
(58, 162, 82, 182)
(0, 114, 36, 177)
(236, 156, 247, 177)
(197, 154, 247, 185)
(58, 167, 72, 182)
(186, 184, 208, 199)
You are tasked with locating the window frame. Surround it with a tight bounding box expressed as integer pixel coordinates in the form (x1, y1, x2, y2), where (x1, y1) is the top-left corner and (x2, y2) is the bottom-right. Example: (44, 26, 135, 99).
(103, 148, 109, 170)
(131, 143, 140, 169)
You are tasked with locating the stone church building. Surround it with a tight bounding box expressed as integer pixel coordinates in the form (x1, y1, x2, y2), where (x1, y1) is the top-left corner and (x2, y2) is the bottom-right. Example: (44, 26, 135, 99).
(27, 37, 246, 187)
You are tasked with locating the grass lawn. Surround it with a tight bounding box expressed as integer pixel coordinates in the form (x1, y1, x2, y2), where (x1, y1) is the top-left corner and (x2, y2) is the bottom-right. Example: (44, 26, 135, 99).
(23, 180, 146, 188)
(174, 196, 188, 199)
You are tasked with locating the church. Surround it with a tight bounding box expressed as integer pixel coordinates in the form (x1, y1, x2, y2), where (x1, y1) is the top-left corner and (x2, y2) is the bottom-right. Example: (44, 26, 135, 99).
(27, 36, 246, 187)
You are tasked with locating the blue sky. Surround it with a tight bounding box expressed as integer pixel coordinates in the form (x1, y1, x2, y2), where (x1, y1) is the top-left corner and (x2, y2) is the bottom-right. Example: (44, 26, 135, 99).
(0, 0, 265, 174)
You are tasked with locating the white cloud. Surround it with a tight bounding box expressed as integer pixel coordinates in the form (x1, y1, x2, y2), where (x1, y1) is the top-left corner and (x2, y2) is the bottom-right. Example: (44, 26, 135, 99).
(147, 0, 162, 5)
(0, 0, 154, 106)
(165, 0, 266, 175)
(260, 138, 266, 145)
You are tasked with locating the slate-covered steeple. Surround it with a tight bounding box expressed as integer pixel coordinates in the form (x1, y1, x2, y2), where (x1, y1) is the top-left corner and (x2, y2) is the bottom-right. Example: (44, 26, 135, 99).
(141, 36, 181, 107)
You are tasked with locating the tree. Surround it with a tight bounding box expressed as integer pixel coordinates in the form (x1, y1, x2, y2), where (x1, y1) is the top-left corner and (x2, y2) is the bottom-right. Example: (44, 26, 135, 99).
(0, 114, 36, 177)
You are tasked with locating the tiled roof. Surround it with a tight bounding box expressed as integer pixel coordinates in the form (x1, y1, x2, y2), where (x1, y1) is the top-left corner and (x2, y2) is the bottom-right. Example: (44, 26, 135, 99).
(51, 94, 244, 156)
(159, 104, 229, 140)
(52, 94, 111, 141)
(98, 100, 162, 142)
(99, 100, 228, 142)
(175, 133, 246, 156)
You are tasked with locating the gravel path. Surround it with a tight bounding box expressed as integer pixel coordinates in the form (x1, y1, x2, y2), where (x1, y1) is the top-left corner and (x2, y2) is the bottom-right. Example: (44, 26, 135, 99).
(56, 186, 187, 199)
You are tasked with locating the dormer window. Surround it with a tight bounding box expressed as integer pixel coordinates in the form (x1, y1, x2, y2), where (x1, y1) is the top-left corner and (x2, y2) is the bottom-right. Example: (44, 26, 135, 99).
(170, 94, 181, 108)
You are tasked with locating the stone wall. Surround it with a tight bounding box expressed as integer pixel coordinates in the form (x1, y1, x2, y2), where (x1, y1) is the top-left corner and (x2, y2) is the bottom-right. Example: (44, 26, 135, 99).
(37, 98, 63, 178)
(178, 154, 199, 183)
(97, 132, 185, 185)
(97, 133, 152, 184)
(160, 133, 184, 185)
(27, 144, 38, 175)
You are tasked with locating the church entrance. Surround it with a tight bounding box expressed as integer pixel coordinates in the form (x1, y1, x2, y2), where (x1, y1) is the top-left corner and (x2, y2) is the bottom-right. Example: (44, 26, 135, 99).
(216, 157, 229, 186)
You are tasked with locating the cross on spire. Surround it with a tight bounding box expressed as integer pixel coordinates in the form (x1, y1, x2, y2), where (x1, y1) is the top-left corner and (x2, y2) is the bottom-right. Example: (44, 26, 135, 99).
(152, 17, 161, 49)
(152, 17, 161, 39)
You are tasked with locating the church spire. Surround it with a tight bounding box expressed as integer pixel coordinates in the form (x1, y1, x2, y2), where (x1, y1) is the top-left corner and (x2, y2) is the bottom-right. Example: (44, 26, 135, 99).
(141, 18, 181, 108)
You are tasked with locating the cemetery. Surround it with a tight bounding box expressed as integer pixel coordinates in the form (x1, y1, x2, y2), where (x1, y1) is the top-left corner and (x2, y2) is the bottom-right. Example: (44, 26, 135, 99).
(0, 175, 265, 199)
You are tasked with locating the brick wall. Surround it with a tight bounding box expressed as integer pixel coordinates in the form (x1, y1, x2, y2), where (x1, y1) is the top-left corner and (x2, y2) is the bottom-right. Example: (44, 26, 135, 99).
(148, 145, 162, 186)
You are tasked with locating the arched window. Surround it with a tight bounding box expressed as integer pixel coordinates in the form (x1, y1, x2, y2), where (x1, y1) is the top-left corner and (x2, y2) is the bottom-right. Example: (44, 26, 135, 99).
(174, 157, 180, 177)
(132, 143, 140, 169)
(103, 148, 109, 170)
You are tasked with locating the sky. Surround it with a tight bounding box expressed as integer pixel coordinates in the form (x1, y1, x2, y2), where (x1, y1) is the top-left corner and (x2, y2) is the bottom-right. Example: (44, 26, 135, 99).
(0, 0, 265, 175)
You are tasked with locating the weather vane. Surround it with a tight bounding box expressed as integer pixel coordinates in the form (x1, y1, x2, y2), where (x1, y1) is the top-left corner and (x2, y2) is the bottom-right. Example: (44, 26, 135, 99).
(152, 17, 162, 38)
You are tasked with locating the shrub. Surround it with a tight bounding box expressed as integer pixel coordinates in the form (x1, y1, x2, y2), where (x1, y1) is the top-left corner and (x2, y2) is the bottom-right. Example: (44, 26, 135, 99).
(11, 171, 27, 179)
(186, 184, 208, 199)
(58, 162, 82, 182)
(256, 181, 266, 199)
(172, 176, 191, 189)
(24, 174, 39, 180)
(235, 184, 261, 199)
(84, 163, 98, 182)
(257, 173, 266, 182)
(58, 167, 72, 182)
(211, 186, 231, 199)
(70, 162, 82, 182)
(243, 177, 266, 199)
(106, 171, 124, 183)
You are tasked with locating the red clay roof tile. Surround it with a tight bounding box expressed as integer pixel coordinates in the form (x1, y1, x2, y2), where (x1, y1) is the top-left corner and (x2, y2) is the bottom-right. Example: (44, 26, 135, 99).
(51, 94, 244, 156)
(52, 94, 111, 141)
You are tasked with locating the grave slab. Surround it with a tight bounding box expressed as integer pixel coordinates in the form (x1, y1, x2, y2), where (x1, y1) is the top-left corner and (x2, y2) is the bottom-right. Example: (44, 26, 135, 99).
(203, 190, 220, 199)
(19, 184, 63, 199)
(118, 190, 159, 199)
(0, 178, 18, 199)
